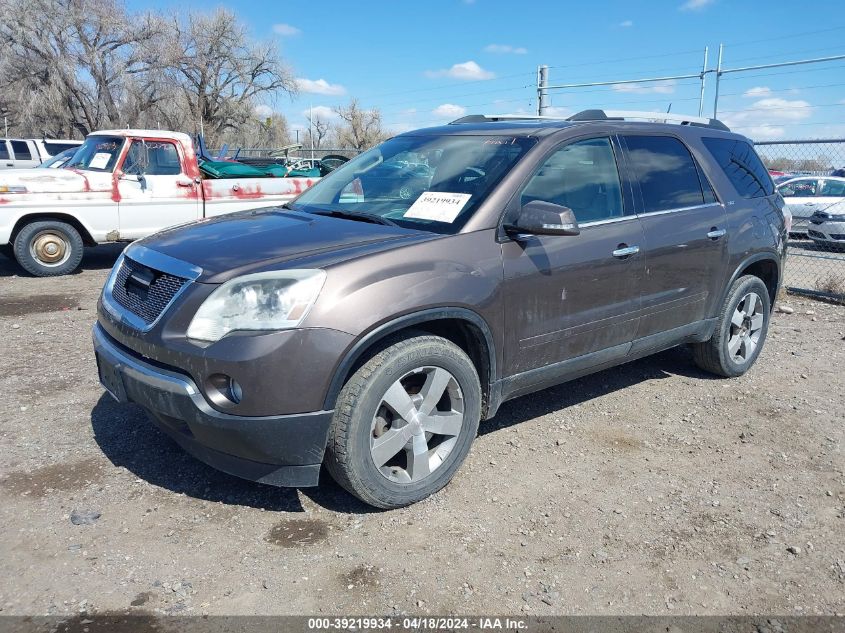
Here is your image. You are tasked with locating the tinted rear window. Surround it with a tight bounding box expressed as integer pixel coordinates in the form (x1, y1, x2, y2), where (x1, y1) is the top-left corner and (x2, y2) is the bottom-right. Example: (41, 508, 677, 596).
(624, 135, 705, 212)
(702, 137, 774, 198)
(11, 140, 33, 160)
(44, 141, 81, 155)
(0, 142, 9, 160)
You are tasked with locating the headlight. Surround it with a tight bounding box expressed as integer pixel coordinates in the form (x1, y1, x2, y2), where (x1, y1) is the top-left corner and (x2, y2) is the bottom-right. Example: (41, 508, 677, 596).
(186, 270, 326, 342)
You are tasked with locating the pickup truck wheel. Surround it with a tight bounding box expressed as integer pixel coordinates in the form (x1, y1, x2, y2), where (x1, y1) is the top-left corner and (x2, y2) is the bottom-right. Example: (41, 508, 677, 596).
(692, 275, 770, 378)
(13, 220, 84, 277)
(325, 335, 481, 509)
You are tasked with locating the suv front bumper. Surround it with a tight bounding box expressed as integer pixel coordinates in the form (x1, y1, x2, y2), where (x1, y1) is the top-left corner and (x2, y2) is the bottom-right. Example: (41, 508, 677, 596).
(93, 323, 333, 487)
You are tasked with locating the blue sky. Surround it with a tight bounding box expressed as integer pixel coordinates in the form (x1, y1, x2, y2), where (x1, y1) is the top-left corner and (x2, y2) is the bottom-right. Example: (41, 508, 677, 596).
(143, 0, 845, 141)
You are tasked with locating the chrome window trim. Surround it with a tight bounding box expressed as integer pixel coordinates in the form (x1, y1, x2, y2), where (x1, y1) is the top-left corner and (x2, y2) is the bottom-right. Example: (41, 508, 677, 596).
(101, 244, 202, 333)
(636, 202, 722, 219)
(577, 202, 723, 228)
(578, 214, 638, 228)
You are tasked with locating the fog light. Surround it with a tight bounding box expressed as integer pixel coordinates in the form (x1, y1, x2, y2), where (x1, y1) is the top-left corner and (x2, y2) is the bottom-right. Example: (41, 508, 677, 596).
(206, 373, 243, 406)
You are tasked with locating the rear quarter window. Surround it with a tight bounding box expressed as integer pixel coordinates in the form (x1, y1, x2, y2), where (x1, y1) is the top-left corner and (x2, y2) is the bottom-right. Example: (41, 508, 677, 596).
(10, 140, 33, 160)
(623, 135, 705, 213)
(702, 137, 774, 199)
(44, 141, 81, 155)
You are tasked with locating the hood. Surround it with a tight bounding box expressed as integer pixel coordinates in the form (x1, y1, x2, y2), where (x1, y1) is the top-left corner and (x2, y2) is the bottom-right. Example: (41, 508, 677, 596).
(0, 167, 110, 193)
(135, 208, 437, 283)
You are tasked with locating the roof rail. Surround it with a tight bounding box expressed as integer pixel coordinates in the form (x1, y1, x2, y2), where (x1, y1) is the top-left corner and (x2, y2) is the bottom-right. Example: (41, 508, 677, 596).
(449, 114, 565, 124)
(567, 109, 730, 131)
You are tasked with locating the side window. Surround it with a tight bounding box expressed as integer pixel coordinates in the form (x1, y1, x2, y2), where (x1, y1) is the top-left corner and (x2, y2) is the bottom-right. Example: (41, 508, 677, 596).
(702, 137, 775, 198)
(44, 142, 80, 155)
(780, 179, 818, 197)
(624, 135, 705, 212)
(10, 141, 33, 160)
(520, 137, 625, 223)
(0, 142, 9, 160)
(819, 179, 845, 197)
(123, 140, 182, 176)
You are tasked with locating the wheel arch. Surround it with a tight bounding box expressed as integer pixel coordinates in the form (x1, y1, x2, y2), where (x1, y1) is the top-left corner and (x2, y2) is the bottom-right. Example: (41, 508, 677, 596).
(11, 213, 97, 247)
(720, 252, 782, 309)
(323, 307, 498, 419)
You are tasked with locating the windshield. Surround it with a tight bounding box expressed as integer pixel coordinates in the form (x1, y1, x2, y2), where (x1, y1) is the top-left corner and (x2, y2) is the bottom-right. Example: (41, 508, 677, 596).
(65, 135, 126, 172)
(288, 134, 536, 233)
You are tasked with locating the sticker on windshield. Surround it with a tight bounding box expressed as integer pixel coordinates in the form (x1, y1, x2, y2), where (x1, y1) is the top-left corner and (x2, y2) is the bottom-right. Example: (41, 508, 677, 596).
(404, 192, 471, 223)
(89, 152, 111, 169)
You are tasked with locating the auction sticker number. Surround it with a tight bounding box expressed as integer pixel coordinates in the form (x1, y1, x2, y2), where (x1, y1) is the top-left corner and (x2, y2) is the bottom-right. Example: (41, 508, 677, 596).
(404, 192, 471, 223)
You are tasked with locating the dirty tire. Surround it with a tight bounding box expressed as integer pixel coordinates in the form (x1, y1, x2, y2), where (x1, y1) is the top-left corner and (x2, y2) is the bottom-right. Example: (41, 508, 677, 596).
(13, 220, 84, 277)
(325, 335, 481, 509)
(692, 275, 771, 378)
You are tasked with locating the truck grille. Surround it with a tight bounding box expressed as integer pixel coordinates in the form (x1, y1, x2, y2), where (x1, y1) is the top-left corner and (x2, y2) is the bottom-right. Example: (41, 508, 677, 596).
(110, 256, 189, 325)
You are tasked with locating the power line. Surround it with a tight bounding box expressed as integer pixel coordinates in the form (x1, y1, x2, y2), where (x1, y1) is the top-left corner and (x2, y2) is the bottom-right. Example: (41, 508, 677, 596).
(722, 25, 845, 48)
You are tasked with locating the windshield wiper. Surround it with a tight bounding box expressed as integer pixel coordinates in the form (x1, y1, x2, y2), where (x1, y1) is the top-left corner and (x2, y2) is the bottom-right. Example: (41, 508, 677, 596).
(309, 209, 398, 227)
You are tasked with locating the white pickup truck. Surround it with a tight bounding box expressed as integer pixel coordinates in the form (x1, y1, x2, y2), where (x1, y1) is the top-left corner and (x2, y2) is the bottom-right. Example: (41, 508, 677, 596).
(0, 129, 319, 276)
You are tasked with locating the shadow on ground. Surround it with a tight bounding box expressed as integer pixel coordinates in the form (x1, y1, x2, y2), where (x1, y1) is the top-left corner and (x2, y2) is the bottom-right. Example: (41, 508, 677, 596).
(0, 242, 126, 277)
(91, 345, 713, 514)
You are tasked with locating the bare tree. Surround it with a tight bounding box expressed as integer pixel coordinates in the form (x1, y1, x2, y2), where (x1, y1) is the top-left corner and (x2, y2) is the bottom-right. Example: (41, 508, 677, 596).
(303, 114, 334, 150)
(164, 9, 297, 144)
(333, 99, 389, 151)
(0, 0, 166, 136)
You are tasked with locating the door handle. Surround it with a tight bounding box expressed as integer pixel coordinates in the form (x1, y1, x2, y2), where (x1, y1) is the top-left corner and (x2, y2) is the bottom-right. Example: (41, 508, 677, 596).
(707, 228, 727, 240)
(612, 244, 640, 258)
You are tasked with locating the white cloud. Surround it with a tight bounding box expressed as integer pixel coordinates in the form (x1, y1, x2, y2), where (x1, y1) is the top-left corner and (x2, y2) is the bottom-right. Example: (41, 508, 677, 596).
(296, 78, 346, 96)
(740, 125, 787, 141)
(425, 61, 496, 81)
(544, 106, 571, 118)
(722, 97, 812, 140)
(743, 86, 772, 98)
(302, 105, 339, 121)
(432, 103, 467, 119)
(484, 44, 528, 55)
(254, 104, 273, 118)
(612, 80, 676, 94)
(680, 0, 714, 10)
(619, 20, 633, 27)
(272, 23, 301, 36)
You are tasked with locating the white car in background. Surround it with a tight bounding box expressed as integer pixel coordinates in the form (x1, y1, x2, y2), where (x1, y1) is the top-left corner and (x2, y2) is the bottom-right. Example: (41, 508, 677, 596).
(777, 176, 845, 235)
(807, 199, 845, 249)
(0, 138, 83, 169)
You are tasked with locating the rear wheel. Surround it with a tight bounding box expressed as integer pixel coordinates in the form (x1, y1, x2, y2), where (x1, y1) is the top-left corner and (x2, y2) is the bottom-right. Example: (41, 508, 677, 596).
(325, 335, 481, 509)
(13, 220, 84, 277)
(692, 275, 771, 377)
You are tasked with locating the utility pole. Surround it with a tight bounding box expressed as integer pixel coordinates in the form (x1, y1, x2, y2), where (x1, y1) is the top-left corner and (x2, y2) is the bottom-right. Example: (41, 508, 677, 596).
(537, 65, 549, 116)
(698, 46, 709, 117)
(713, 44, 724, 119)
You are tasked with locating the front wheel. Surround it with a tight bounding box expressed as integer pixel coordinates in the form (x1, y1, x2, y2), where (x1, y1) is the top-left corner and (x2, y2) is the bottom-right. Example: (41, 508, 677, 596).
(692, 275, 771, 377)
(13, 220, 84, 277)
(325, 335, 481, 509)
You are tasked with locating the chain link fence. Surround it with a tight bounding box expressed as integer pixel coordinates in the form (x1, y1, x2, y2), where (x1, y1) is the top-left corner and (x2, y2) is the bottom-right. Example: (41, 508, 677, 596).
(754, 139, 845, 303)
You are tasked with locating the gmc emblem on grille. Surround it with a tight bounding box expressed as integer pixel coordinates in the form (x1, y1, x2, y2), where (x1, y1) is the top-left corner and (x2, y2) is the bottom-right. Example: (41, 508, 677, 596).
(125, 267, 156, 299)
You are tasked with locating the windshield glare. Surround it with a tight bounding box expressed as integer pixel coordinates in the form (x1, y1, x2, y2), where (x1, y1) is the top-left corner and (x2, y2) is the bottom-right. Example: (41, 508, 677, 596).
(65, 135, 126, 172)
(289, 134, 536, 233)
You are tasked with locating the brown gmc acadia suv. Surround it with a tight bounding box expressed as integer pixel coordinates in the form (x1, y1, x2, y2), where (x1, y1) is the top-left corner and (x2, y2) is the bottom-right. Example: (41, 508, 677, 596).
(94, 110, 789, 508)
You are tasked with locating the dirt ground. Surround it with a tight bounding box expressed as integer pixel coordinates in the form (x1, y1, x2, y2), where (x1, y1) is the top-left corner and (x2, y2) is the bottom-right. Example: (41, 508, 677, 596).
(0, 246, 843, 618)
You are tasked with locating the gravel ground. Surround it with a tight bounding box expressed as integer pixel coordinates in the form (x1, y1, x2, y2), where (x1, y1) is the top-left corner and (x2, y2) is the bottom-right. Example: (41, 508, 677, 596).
(0, 246, 843, 618)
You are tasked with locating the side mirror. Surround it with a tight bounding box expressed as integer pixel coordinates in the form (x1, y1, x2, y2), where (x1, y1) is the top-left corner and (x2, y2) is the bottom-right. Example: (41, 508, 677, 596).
(505, 200, 580, 237)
